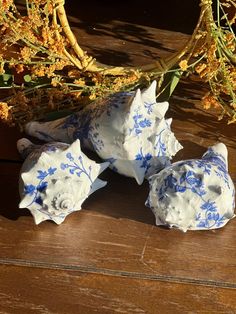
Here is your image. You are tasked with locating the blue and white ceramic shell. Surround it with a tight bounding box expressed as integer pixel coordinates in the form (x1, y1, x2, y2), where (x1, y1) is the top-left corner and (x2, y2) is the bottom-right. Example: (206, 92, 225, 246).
(17, 138, 109, 224)
(25, 81, 182, 184)
(146, 143, 235, 231)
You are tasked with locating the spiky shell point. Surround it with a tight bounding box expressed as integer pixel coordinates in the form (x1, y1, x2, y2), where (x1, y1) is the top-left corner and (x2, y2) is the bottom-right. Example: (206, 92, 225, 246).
(146, 143, 235, 231)
(18, 139, 109, 224)
(25, 81, 183, 184)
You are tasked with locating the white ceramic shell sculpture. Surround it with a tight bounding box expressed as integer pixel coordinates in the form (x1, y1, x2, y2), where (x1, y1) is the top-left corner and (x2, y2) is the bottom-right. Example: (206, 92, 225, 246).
(25, 81, 182, 184)
(17, 138, 109, 224)
(146, 143, 235, 232)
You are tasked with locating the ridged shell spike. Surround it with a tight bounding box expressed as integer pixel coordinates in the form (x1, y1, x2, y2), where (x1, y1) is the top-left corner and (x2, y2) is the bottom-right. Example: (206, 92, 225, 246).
(18, 138, 109, 224)
(25, 81, 182, 184)
(146, 142, 235, 231)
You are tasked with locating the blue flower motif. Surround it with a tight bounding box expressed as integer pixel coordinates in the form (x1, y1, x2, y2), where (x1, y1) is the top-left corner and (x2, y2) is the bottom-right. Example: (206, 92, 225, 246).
(69, 168, 76, 175)
(215, 216, 226, 227)
(184, 160, 211, 175)
(130, 113, 152, 136)
(139, 118, 152, 128)
(164, 174, 177, 189)
(60, 153, 93, 183)
(37, 181, 48, 192)
(185, 171, 202, 187)
(24, 167, 58, 208)
(24, 184, 35, 196)
(202, 149, 230, 188)
(154, 129, 167, 157)
(89, 129, 104, 152)
(35, 196, 43, 206)
(60, 163, 67, 170)
(48, 167, 57, 175)
(195, 160, 212, 175)
(144, 101, 155, 115)
(201, 200, 217, 212)
(62, 112, 93, 144)
(175, 185, 186, 193)
(37, 170, 48, 180)
(62, 113, 79, 129)
(156, 165, 227, 229)
(196, 208, 225, 229)
(66, 153, 74, 162)
(135, 149, 152, 172)
(196, 219, 207, 228)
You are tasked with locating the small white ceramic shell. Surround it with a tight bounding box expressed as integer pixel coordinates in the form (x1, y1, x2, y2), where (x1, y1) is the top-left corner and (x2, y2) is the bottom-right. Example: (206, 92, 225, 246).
(25, 81, 182, 184)
(17, 138, 109, 224)
(146, 143, 235, 231)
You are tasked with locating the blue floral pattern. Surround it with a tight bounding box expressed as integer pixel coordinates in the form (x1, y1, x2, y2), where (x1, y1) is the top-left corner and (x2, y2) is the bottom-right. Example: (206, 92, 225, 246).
(63, 113, 91, 142)
(24, 167, 57, 207)
(154, 129, 167, 157)
(61, 152, 92, 184)
(129, 111, 152, 136)
(26, 81, 182, 184)
(147, 145, 235, 231)
(144, 101, 156, 115)
(89, 123, 104, 152)
(135, 148, 152, 174)
(157, 169, 226, 228)
(20, 140, 109, 224)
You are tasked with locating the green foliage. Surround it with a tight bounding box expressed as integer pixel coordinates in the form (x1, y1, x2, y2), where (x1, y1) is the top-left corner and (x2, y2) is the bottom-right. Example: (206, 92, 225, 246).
(157, 70, 183, 102)
(0, 73, 14, 88)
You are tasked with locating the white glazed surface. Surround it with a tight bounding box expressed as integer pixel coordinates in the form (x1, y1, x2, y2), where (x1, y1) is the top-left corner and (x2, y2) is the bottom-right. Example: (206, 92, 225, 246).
(25, 81, 182, 184)
(18, 138, 109, 224)
(146, 143, 235, 231)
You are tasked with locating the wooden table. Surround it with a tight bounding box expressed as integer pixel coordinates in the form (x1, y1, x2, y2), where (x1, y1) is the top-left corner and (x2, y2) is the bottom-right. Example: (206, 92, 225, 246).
(1, 2, 236, 313)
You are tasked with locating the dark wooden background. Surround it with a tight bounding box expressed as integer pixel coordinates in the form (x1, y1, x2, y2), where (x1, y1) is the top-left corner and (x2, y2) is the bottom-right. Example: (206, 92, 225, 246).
(1, 1, 236, 313)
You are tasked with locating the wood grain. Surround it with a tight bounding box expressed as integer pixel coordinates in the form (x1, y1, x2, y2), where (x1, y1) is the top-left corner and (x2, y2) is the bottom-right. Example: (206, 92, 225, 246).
(0, 3, 236, 312)
(0, 159, 236, 286)
(0, 124, 22, 161)
(1, 264, 236, 314)
(0, 79, 236, 287)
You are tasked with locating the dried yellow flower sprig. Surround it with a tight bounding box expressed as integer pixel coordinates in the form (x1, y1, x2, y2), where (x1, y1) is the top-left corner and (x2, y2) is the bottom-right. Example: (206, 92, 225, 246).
(192, 0, 236, 123)
(176, 0, 236, 123)
(0, 0, 235, 126)
(1, 69, 146, 128)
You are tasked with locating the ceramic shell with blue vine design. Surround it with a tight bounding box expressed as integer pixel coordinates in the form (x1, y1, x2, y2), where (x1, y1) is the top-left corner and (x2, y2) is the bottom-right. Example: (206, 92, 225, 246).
(25, 81, 182, 184)
(17, 138, 109, 224)
(146, 143, 235, 231)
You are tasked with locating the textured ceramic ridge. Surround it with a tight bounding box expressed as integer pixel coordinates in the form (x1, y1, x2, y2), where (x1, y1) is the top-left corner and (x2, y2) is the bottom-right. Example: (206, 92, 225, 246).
(146, 143, 235, 231)
(17, 138, 109, 224)
(25, 81, 183, 184)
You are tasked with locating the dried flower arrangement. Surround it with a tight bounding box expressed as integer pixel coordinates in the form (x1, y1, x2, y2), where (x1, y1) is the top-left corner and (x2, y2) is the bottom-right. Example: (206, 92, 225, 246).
(0, 0, 235, 127)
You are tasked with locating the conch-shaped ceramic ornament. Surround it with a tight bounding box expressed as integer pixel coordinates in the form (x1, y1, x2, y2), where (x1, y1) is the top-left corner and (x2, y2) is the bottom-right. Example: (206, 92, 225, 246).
(146, 143, 235, 231)
(17, 138, 109, 224)
(25, 81, 182, 184)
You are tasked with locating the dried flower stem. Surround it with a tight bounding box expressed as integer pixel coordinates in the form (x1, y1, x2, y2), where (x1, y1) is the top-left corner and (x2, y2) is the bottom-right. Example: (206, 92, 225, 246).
(0, 0, 235, 126)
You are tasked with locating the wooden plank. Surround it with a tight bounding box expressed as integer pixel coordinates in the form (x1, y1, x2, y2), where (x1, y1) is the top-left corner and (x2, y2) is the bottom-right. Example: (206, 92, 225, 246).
(0, 8, 235, 294)
(0, 3, 235, 311)
(65, 0, 200, 35)
(170, 82, 236, 180)
(72, 20, 190, 67)
(0, 123, 22, 161)
(1, 264, 236, 314)
(64, 0, 197, 78)
(0, 160, 236, 286)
